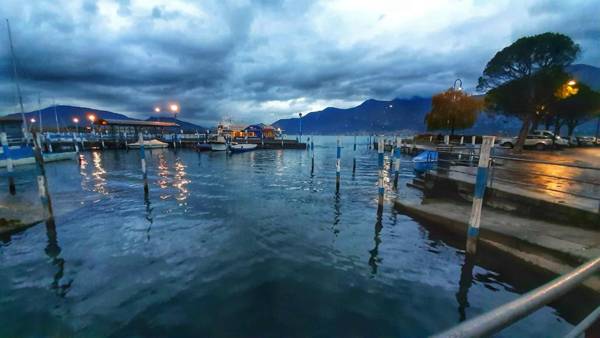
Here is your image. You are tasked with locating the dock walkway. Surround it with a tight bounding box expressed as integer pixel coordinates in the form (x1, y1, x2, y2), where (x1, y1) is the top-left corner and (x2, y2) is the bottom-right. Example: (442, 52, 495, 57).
(395, 198, 600, 292)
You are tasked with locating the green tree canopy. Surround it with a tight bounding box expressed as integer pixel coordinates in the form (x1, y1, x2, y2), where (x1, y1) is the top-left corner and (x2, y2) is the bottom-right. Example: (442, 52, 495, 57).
(477, 32, 580, 151)
(425, 89, 483, 135)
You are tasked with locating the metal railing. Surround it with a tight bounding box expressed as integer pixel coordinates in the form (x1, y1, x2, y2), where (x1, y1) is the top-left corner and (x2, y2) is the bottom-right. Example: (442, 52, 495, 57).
(431, 256, 600, 338)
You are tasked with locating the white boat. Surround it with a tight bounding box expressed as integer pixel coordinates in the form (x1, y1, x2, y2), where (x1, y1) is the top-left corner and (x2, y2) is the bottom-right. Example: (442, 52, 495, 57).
(209, 135, 228, 151)
(229, 143, 257, 153)
(127, 139, 169, 149)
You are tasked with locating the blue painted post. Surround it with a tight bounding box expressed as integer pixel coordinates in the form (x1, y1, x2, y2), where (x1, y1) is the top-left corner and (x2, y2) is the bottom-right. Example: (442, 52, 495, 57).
(32, 132, 54, 221)
(1, 132, 16, 195)
(139, 133, 148, 194)
(352, 135, 357, 175)
(377, 138, 385, 206)
(466, 136, 495, 254)
(335, 137, 341, 191)
(71, 131, 81, 163)
(311, 140, 315, 175)
(393, 137, 400, 189)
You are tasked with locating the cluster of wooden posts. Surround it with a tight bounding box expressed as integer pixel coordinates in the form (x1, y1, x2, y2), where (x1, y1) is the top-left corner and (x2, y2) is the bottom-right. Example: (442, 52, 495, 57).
(314, 134, 495, 255)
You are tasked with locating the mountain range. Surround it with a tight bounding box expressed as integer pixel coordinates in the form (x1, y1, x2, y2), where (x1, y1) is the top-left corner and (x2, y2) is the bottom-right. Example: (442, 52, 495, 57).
(273, 64, 600, 135)
(3, 105, 205, 133)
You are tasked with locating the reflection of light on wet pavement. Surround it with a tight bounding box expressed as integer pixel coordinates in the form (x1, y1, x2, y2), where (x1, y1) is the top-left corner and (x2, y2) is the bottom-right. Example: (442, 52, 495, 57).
(157, 154, 169, 190)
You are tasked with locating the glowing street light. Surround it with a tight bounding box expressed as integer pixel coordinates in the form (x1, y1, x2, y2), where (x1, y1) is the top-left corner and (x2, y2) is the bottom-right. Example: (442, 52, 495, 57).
(88, 114, 96, 123)
(567, 80, 577, 86)
(30, 117, 36, 123)
(73, 117, 80, 134)
(170, 104, 179, 119)
(154, 107, 161, 113)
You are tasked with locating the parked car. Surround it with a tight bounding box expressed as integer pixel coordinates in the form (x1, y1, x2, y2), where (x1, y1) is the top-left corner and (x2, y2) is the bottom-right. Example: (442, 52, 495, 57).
(499, 130, 569, 150)
(576, 136, 597, 146)
(498, 134, 553, 150)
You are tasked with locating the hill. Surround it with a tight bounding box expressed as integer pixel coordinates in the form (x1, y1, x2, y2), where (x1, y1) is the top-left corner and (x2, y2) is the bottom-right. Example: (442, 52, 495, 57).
(5, 105, 132, 129)
(146, 116, 206, 133)
(273, 97, 431, 134)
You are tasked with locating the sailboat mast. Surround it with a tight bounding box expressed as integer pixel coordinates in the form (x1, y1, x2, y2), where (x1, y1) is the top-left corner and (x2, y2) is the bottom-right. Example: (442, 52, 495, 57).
(6, 19, 28, 139)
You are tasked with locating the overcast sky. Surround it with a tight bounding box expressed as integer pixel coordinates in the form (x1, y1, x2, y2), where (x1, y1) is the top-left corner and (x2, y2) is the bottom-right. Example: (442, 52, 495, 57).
(1, 0, 598, 125)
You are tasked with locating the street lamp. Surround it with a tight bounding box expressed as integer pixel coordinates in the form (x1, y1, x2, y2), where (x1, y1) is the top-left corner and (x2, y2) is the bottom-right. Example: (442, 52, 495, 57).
(567, 80, 577, 86)
(154, 107, 161, 113)
(170, 104, 179, 119)
(73, 117, 80, 134)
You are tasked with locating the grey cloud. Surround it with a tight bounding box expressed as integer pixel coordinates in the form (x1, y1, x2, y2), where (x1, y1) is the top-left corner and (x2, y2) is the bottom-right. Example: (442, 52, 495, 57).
(0, 0, 598, 126)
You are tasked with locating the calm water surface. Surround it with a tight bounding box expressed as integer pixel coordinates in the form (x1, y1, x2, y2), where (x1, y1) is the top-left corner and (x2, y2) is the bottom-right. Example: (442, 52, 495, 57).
(0, 136, 590, 337)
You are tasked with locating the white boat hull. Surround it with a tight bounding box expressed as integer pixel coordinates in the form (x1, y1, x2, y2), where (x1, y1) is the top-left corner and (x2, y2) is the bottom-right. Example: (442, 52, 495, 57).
(229, 143, 257, 153)
(127, 139, 169, 149)
(210, 143, 228, 151)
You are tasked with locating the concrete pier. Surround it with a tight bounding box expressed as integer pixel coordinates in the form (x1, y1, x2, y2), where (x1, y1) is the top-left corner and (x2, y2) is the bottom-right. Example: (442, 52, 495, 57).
(395, 198, 600, 292)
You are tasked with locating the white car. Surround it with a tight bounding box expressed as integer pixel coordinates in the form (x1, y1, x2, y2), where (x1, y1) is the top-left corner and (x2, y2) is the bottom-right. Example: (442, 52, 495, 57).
(499, 130, 568, 150)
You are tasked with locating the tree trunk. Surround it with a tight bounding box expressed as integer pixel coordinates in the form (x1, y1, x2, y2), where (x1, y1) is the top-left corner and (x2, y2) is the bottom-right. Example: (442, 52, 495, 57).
(450, 117, 455, 136)
(514, 116, 531, 153)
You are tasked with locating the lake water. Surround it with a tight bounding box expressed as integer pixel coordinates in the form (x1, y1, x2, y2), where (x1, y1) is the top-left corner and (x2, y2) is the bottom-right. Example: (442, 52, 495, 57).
(0, 136, 591, 337)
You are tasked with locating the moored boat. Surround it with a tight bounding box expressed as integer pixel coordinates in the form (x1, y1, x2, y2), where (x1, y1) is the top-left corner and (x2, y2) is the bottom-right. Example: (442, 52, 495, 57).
(127, 139, 169, 149)
(209, 134, 228, 151)
(228, 143, 257, 153)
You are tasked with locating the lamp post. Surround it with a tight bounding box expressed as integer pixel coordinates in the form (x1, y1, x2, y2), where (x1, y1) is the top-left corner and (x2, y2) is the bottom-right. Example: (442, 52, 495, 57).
(73, 117, 80, 134)
(299, 112, 303, 143)
(29, 118, 36, 132)
(170, 104, 179, 120)
(88, 114, 96, 135)
(447, 78, 463, 137)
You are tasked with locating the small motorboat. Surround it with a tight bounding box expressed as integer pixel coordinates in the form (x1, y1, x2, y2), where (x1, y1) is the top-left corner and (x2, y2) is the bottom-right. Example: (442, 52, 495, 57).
(127, 139, 169, 149)
(413, 150, 438, 173)
(209, 135, 228, 151)
(228, 143, 257, 153)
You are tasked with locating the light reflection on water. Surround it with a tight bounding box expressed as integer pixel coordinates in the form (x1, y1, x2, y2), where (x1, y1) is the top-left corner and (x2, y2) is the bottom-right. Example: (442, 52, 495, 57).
(0, 136, 593, 337)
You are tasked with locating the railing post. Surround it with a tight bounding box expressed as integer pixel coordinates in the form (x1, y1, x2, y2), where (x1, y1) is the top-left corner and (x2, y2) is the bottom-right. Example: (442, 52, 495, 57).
(466, 135, 495, 254)
(1, 132, 16, 195)
(393, 137, 400, 189)
(336, 137, 341, 191)
(378, 138, 384, 207)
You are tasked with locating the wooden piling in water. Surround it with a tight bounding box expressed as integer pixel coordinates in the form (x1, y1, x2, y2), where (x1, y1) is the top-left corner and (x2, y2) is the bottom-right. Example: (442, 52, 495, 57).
(1, 132, 16, 195)
(466, 136, 495, 254)
(336, 137, 341, 191)
(32, 132, 54, 222)
(352, 135, 357, 175)
(310, 140, 314, 175)
(393, 137, 400, 189)
(138, 133, 148, 194)
(377, 138, 384, 207)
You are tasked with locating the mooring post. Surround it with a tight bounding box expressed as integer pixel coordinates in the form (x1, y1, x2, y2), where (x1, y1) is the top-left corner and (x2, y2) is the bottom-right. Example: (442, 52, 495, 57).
(310, 140, 315, 175)
(377, 138, 384, 207)
(32, 132, 54, 222)
(352, 135, 357, 175)
(172, 133, 176, 149)
(138, 133, 148, 194)
(389, 138, 394, 167)
(335, 137, 341, 191)
(393, 137, 400, 189)
(444, 135, 450, 145)
(460, 136, 464, 145)
(466, 135, 495, 254)
(1, 132, 16, 195)
(47, 133, 53, 153)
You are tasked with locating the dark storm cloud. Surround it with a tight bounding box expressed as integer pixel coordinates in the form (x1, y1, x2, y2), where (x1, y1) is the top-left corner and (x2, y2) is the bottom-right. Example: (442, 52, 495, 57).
(1, 0, 599, 125)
